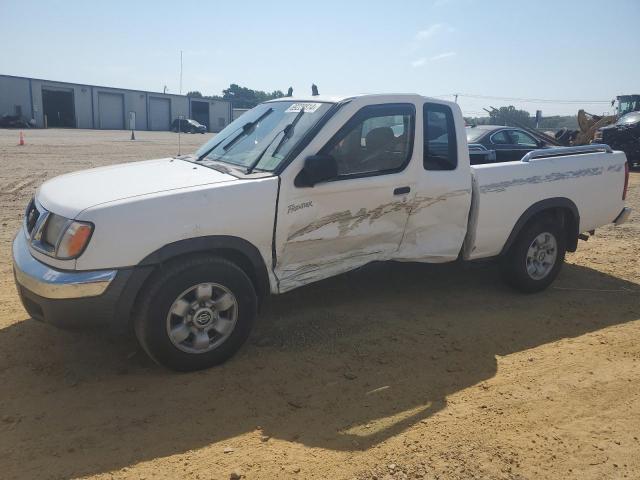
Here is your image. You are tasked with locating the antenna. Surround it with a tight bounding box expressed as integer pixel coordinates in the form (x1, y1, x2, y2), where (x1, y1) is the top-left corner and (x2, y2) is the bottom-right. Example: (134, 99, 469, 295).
(177, 50, 183, 156)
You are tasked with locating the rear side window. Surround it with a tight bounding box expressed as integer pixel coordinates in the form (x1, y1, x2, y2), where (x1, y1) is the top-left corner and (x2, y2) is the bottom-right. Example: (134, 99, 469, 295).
(424, 103, 457, 170)
(508, 130, 538, 147)
(490, 131, 510, 145)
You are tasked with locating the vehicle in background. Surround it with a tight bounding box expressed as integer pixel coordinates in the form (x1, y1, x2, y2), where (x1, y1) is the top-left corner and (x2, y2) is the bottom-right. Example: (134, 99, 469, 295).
(557, 95, 640, 147)
(0, 114, 33, 129)
(13, 94, 631, 371)
(466, 125, 549, 164)
(171, 118, 207, 134)
(594, 111, 640, 168)
(617, 95, 640, 116)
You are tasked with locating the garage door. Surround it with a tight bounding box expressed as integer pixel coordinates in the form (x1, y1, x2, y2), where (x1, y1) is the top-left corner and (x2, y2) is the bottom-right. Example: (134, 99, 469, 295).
(149, 97, 171, 131)
(98, 92, 124, 129)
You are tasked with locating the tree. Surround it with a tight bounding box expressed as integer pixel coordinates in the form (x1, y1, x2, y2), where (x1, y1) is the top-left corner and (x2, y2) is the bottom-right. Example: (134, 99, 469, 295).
(489, 106, 533, 127)
(537, 115, 578, 129)
(222, 84, 285, 108)
(186, 90, 203, 98)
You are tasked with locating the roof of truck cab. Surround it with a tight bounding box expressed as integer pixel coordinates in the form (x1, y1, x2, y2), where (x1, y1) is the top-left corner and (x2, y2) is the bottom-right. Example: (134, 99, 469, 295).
(264, 93, 448, 104)
(265, 95, 349, 103)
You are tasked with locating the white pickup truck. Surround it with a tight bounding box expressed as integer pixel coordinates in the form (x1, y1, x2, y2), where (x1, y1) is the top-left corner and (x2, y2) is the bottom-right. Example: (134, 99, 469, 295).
(13, 94, 631, 371)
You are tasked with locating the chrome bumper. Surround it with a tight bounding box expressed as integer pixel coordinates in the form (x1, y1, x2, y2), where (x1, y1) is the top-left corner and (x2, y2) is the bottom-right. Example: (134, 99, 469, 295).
(12, 230, 117, 299)
(614, 207, 632, 226)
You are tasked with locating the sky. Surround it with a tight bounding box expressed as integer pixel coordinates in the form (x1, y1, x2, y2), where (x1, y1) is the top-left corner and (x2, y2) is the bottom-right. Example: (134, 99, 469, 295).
(1, 0, 639, 116)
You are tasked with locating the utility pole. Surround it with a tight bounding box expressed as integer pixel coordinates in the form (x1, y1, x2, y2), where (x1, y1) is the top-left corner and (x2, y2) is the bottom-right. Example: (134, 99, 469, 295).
(454, 94, 458, 103)
(179, 50, 183, 95)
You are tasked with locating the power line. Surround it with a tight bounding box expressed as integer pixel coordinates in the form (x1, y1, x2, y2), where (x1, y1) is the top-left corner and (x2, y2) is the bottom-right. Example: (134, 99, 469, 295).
(433, 93, 612, 104)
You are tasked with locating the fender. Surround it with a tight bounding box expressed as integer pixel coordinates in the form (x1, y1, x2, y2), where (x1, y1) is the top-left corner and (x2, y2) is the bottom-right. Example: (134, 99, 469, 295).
(139, 235, 271, 298)
(500, 197, 580, 256)
(110, 235, 272, 333)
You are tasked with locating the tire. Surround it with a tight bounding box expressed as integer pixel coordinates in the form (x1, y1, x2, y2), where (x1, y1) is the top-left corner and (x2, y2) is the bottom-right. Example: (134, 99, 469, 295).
(501, 218, 566, 293)
(134, 255, 257, 371)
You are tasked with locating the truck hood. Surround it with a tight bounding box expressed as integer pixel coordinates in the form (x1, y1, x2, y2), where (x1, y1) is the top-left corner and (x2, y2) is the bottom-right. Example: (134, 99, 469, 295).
(37, 158, 237, 218)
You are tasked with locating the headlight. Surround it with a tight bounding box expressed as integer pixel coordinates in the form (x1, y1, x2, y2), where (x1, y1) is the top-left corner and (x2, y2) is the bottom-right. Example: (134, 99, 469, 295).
(33, 213, 93, 259)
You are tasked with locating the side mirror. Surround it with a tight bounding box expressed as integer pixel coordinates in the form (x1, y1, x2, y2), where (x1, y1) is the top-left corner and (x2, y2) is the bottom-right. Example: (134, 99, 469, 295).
(294, 154, 338, 187)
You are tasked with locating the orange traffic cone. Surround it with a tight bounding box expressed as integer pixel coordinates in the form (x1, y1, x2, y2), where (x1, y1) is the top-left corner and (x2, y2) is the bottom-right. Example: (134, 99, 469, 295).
(18, 131, 25, 146)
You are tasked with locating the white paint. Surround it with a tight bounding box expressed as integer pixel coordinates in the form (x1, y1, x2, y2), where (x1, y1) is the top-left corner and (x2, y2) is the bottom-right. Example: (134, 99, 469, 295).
(470, 153, 625, 259)
(27, 94, 629, 297)
(37, 158, 236, 219)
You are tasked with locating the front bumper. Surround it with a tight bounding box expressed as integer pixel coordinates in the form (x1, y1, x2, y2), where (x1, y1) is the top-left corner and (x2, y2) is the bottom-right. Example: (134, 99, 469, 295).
(12, 230, 136, 329)
(13, 230, 116, 299)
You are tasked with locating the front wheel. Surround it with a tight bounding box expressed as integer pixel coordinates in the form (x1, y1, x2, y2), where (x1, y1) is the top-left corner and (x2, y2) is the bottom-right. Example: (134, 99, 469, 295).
(501, 219, 566, 293)
(134, 256, 257, 371)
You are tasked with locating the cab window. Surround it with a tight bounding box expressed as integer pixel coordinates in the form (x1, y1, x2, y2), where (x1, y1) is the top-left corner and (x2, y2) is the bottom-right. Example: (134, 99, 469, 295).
(321, 104, 415, 178)
(424, 103, 457, 170)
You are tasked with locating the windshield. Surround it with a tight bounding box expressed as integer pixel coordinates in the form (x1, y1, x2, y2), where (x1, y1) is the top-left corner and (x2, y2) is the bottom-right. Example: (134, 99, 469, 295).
(617, 112, 640, 125)
(618, 97, 640, 116)
(194, 101, 333, 172)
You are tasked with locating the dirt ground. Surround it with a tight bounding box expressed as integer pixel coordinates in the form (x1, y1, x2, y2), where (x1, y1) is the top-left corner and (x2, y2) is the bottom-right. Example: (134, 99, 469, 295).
(1, 128, 639, 480)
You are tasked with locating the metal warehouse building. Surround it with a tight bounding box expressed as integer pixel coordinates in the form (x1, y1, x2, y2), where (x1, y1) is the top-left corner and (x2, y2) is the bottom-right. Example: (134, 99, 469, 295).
(0, 74, 232, 132)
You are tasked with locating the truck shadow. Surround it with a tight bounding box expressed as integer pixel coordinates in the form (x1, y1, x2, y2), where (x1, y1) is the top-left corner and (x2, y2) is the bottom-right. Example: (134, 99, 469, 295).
(1, 261, 639, 479)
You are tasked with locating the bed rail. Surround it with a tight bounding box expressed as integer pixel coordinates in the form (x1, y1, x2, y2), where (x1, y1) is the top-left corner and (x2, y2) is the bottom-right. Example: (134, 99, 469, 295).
(521, 144, 613, 163)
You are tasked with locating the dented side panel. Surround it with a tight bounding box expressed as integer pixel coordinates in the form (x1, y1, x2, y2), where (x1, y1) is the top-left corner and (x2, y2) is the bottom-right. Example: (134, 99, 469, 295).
(275, 174, 415, 292)
(395, 102, 473, 263)
(273, 95, 473, 293)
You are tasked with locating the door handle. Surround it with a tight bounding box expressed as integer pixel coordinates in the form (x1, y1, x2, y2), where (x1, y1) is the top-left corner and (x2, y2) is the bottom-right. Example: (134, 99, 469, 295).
(393, 186, 411, 195)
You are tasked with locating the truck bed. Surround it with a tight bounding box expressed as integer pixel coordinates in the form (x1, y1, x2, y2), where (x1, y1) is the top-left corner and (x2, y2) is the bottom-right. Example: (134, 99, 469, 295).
(467, 146, 627, 260)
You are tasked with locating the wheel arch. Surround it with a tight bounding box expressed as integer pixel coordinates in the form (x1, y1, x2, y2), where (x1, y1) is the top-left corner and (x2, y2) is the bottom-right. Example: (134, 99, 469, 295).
(500, 197, 580, 256)
(139, 235, 271, 298)
(112, 236, 271, 333)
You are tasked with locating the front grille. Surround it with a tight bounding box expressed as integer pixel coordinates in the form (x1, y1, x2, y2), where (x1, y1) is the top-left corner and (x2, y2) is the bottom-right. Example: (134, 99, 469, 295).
(25, 199, 40, 235)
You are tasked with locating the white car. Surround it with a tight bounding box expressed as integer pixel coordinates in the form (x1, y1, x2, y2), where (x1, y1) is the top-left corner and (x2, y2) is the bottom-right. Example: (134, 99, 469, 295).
(13, 94, 632, 371)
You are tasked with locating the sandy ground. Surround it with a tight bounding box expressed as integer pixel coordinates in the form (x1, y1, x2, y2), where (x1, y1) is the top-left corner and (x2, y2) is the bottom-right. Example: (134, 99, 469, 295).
(1, 128, 639, 480)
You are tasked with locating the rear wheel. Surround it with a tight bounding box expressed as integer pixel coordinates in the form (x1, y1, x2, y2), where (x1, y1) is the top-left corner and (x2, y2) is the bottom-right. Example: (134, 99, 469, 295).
(502, 219, 566, 293)
(134, 255, 257, 371)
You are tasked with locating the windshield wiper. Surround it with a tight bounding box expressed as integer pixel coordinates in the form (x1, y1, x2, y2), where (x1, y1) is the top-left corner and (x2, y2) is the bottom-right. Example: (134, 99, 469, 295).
(222, 108, 274, 152)
(197, 107, 274, 161)
(245, 108, 305, 174)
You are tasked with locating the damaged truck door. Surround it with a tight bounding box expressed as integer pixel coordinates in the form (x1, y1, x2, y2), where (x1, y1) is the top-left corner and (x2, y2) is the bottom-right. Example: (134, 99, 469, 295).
(396, 102, 472, 262)
(274, 103, 419, 292)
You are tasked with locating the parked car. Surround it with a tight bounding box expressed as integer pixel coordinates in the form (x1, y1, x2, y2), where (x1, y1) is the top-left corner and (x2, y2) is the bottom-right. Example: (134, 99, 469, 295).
(13, 94, 631, 371)
(594, 111, 640, 168)
(171, 118, 207, 134)
(0, 114, 32, 129)
(466, 125, 548, 164)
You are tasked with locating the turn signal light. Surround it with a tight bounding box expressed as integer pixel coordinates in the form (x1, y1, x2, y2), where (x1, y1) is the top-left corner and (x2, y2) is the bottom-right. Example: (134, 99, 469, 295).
(57, 222, 93, 259)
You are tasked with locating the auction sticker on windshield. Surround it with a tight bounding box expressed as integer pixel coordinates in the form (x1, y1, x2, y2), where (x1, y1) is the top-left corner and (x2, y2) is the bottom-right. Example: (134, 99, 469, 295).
(285, 103, 322, 113)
